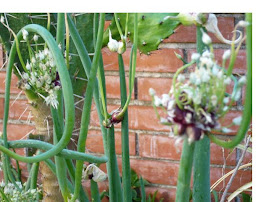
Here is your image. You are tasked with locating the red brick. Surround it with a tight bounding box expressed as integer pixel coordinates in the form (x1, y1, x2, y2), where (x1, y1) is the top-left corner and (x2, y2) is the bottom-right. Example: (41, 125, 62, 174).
(0, 98, 4, 119)
(138, 134, 236, 166)
(187, 49, 247, 74)
(218, 110, 243, 135)
(210, 166, 252, 192)
(210, 142, 236, 166)
(8, 99, 32, 121)
(164, 17, 235, 44)
(0, 123, 35, 141)
(130, 158, 178, 186)
(138, 134, 182, 160)
(105, 75, 134, 99)
(86, 129, 136, 156)
(128, 105, 170, 131)
(137, 77, 173, 101)
(0, 45, 3, 68)
(104, 21, 111, 31)
(102, 47, 184, 73)
(0, 72, 21, 94)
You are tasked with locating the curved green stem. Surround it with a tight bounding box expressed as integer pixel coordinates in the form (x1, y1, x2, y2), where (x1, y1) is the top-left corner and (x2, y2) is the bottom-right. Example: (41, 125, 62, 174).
(0, 139, 107, 163)
(175, 138, 195, 202)
(209, 13, 252, 148)
(2, 24, 75, 163)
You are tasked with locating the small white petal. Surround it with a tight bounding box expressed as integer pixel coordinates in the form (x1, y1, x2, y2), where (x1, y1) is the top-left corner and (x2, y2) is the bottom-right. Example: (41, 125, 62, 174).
(161, 94, 170, 107)
(222, 127, 233, 133)
(22, 29, 28, 40)
(33, 34, 39, 42)
(223, 97, 229, 104)
(177, 74, 185, 82)
(222, 49, 231, 60)
(238, 20, 249, 27)
(0, 16, 4, 23)
(238, 76, 246, 86)
(202, 30, 212, 45)
(233, 116, 242, 125)
(149, 88, 156, 96)
(154, 96, 162, 107)
(191, 53, 200, 61)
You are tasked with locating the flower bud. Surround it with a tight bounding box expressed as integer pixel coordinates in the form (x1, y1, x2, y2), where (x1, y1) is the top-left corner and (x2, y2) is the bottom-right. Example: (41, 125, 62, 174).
(191, 53, 200, 61)
(161, 94, 170, 107)
(108, 29, 119, 52)
(202, 30, 212, 45)
(149, 88, 156, 96)
(110, 107, 123, 125)
(154, 96, 162, 107)
(22, 29, 28, 41)
(177, 74, 185, 83)
(33, 34, 39, 42)
(238, 20, 249, 27)
(222, 49, 231, 60)
(232, 116, 242, 125)
(26, 60, 31, 70)
(238, 76, 246, 86)
(0, 16, 4, 23)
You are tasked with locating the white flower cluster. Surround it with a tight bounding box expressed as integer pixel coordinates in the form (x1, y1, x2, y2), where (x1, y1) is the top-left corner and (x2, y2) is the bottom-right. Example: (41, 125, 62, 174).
(19, 47, 61, 108)
(0, 181, 41, 201)
(150, 48, 245, 142)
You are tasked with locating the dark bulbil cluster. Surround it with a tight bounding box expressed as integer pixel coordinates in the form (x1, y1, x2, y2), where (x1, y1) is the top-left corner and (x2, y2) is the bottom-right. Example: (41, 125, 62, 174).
(168, 102, 219, 142)
(103, 107, 124, 128)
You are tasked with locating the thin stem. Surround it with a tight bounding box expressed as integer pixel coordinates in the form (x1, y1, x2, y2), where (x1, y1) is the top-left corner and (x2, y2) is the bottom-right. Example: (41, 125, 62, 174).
(72, 13, 105, 202)
(192, 26, 211, 202)
(107, 126, 121, 202)
(118, 54, 131, 202)
(114, 13, 124, 39)
(116, 13, 138, 120)
(175, 138, 195, 202)
(209, 13, 252, 148)
(90, 180, 101, 202)
(65, 14, 70, 69)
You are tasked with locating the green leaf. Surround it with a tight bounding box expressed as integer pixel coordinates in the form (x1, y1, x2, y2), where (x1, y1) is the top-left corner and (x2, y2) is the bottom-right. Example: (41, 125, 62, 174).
(103, 13, 180, 54)
(242, 192, 252, 202)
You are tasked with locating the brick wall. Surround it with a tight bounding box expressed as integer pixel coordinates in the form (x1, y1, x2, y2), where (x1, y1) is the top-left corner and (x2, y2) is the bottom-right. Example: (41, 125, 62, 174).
(0, 13, 252, 201)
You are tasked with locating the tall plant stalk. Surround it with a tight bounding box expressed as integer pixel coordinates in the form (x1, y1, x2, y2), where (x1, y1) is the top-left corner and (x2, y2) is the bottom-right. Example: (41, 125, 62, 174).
(192, 26, 211, 202)
(175, 139, 195, 201)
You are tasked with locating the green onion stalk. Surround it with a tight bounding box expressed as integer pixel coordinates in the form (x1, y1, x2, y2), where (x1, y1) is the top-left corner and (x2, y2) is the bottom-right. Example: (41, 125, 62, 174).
(192, 26, 211, 202)
(209, 13, 252, 148)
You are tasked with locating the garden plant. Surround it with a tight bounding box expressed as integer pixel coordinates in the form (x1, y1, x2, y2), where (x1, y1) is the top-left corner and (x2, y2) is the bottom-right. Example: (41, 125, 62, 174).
(0, 12, 252, 201)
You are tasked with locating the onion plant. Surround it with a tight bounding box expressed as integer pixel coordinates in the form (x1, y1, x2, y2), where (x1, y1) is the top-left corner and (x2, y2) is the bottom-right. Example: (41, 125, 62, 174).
(0, 12, 251, 202)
